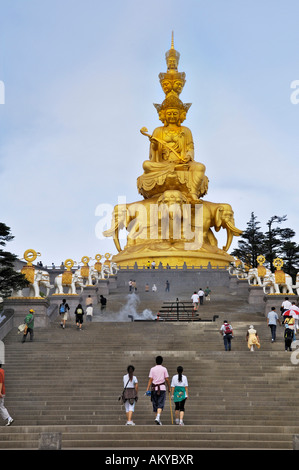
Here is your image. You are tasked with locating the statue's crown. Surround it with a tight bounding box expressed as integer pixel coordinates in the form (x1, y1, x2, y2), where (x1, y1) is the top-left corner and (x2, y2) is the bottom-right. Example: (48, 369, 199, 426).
(165, 32, 180, 71)
(158, 33, 187, 98)
(154, 33, 191, 122)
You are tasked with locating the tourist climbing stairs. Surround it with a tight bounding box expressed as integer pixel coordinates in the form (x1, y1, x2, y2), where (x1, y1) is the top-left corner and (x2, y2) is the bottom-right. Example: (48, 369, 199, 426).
(1, 313, 299, 449)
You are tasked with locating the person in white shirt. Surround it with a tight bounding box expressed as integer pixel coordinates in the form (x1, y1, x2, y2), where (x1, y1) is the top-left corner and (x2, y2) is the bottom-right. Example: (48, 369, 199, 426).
(191, 292, 199, 311)
(290, 302, 299, 333)
(198, 288, 205, 305)
(86, 305, 93, 322)
(220, 321, 234, 351)
(171, 366, 189, 426)
(122, 365, 138, 426)
(281, 297, 292, 314)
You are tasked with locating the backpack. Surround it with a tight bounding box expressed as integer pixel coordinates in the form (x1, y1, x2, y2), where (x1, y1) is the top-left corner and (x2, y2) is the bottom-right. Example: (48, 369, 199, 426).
(224, 323, 232, 335)
(59, 304, 65, 314)
(285, 328, 294, 340)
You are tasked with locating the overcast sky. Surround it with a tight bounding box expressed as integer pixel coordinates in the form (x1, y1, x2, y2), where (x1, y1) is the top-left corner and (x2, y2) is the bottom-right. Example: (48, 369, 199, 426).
(0, 0, 298, 266)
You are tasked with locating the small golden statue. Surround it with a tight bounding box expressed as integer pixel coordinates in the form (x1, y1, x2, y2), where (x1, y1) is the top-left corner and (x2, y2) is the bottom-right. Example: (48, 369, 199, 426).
(104, 34, 242, 267)
(61, 259, 74, 286)
(273, 258, 286, 284)
(257, 255, 267, 278)
(21, 249, 41, 284)
(94, 254, 102, 274)
(80, 256, 90, 280)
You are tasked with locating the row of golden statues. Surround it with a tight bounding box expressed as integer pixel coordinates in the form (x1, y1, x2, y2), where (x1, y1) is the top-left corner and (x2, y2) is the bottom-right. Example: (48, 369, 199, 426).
(230, 256, 299, 295)
(12, 249, 117, 298)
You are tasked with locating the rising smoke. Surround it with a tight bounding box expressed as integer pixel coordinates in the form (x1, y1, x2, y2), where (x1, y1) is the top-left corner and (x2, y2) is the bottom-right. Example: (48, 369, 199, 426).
(96, 293, 157, 322)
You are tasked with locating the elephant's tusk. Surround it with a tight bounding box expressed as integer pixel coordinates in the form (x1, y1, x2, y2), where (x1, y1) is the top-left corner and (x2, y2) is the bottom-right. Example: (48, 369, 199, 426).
(226, 220, 243, 236)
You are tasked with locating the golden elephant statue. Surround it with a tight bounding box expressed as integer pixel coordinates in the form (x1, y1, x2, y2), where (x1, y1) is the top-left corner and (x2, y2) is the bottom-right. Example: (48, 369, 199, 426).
(103, 190, 242, 255)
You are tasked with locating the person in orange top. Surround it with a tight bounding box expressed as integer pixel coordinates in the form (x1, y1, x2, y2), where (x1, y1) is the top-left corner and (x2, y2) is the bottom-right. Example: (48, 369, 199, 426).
(0, 363, 13, 426)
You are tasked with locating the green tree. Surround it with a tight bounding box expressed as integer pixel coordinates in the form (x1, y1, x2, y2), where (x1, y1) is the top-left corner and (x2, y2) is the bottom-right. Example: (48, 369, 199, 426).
(232, 213, 299, 280)
(263, 215, 287, 272)
(276, 228, 299, 279)
(0, 223, 29, 298)
(231, 212, 265, 268)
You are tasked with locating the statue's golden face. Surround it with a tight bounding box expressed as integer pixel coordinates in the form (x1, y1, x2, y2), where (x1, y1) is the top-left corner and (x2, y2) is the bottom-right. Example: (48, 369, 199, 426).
(173, 80, 184, 93)
(161, 80, 172, 93)
(167, 57, 177, 70)
(165, 108, 180, 124)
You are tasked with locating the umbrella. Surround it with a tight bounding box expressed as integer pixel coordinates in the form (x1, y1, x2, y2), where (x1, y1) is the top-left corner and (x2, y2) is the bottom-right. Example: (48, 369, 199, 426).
(284, 307, 299, 317)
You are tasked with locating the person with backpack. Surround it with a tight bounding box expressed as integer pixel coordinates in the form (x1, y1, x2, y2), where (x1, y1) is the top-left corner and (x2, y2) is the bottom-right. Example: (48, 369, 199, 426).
(75, 304, 84, 330)
(220, 320, 234, 351)
(204, 286, 211, 301)
(21, 309, 35, 343)
(59, 299, 70, 329)
(284, 324, 294, 352)
(171, 366, 189, 426)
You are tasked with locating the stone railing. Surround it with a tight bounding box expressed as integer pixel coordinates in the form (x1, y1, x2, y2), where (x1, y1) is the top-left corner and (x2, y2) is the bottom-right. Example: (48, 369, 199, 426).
(118, 262, 228, 271)
(0, 309, 14, 341)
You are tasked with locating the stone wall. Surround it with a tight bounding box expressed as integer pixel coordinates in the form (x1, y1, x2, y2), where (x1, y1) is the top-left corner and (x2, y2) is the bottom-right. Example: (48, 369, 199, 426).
(116, 265, 230, 292)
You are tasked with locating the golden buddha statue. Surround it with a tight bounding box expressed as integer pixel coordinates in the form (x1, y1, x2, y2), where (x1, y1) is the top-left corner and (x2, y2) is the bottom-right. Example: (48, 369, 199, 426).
(137, 95, 208, 202)
(138, 33, 208, 202)
(103, 35, 242, 267)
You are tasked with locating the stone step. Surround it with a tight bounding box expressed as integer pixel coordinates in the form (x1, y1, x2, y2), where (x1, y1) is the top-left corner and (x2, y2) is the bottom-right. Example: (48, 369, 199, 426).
(0, 425, 295, 450)
(1, 304, 298, 450)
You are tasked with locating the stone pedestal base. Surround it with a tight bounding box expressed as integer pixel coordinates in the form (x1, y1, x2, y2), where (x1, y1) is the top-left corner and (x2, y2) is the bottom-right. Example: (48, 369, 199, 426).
(108, 276, 117, 290)
(248, 285, 265, 305)
(229, 275, 238, 290)
(3, 297, 50, 327)
(236, 279, 250, 294)
(97, 279, 109, 295)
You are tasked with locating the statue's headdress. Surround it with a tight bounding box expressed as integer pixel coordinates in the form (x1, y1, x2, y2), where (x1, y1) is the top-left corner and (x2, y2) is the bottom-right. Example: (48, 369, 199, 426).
(154, 95, 191, 113)
(165, 32, 180, 71)
(154, 33, 191, 123)
(158, 32, 186, 97)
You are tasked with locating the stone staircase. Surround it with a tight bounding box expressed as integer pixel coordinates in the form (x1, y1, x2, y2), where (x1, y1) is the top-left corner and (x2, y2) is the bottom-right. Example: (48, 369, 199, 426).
(1, 283, 299, 449)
